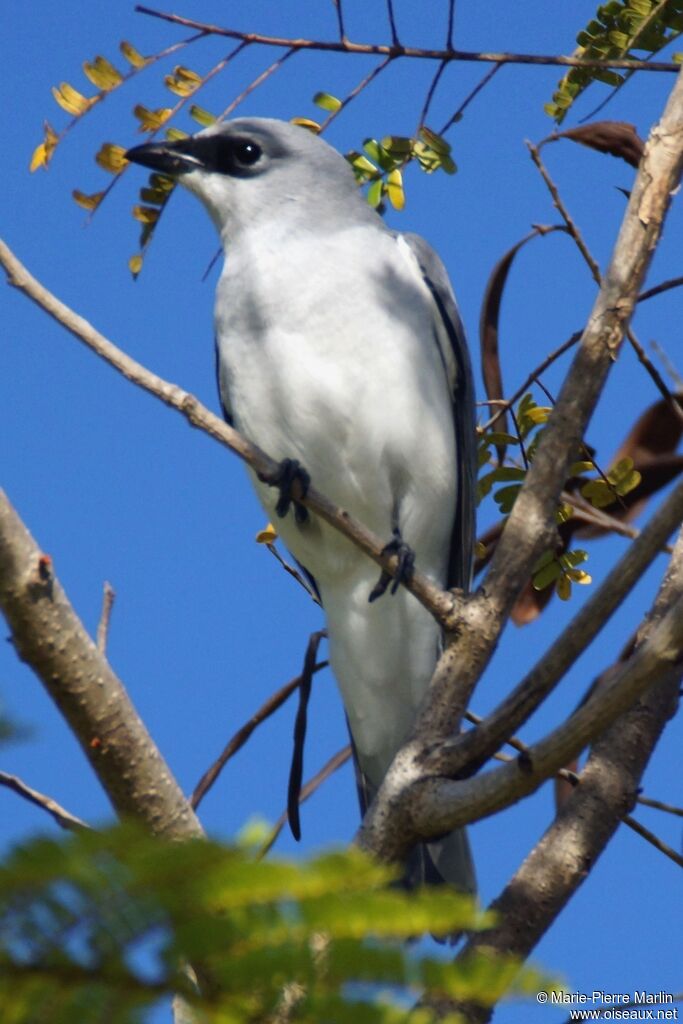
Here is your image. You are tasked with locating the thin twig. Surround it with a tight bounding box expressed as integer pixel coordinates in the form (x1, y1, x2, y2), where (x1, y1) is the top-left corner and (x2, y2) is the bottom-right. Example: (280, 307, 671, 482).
(418, 60, 448, 130)
(527, 140, 601, 284)
(480, 332, 581, 431)
(0, 771, 90, 831)
(265, 542, 321, 603)
(638, 274, 683, 304)
(441, 62, 503, 132)
(651, 340, 683, 390)
(385, 0, 400, 46)
(259, 745, 352, 858)
(482, 267, 683, 433)
(134, 9, 682, 72)
(627, 327, 683, 424)
(561, 489, 674, 551)
(96, 581, 115, 655)
(331, 0, 347, 43)
(623, 813, 683, 868)
(637, 793, 683, 817)
(219, 47, 297, 119)
(319, 56, 394, 132)
(463, 710, 580, 784)
(528, 141, 683, 426)
(446, 0, 456, 50)
(190, 661, 328, 809)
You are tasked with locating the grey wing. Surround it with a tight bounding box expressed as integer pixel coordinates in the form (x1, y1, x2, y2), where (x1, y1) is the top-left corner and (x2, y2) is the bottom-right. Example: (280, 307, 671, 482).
(401, 232, 477, 592)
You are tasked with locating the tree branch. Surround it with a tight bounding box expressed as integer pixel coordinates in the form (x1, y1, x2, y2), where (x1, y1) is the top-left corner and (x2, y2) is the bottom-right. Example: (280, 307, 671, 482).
(435, 476, 683, 777)
(134, 7, 682, 72)
(0, 770, 90, 832)
(96, 580, 115, 655)
(444, 529, 683, 1024)
(0, 490, 203, 840)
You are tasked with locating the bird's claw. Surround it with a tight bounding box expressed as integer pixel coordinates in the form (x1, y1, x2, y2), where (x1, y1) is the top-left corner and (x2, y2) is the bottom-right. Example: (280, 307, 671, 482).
(270, 458, 310, 523)
(369, 528, 415, 602)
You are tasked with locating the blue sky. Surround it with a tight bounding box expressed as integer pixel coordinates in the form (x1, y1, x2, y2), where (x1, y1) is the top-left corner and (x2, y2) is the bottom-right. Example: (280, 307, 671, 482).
(2, 3, 681, 1021)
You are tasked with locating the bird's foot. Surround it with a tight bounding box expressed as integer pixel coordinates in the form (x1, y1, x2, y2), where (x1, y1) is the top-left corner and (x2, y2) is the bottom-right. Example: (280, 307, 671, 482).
(368, 528, 415, 603)
(270, 458, 310, 523)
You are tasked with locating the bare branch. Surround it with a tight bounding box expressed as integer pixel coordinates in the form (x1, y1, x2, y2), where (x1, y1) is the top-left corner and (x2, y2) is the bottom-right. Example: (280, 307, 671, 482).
(440, 62, 503, 133)
(529, 140, 683, 423)
(219, 47, 296, 120)
(446, 0, 456, 50)
(418, 60, 448, 129)
(445, 531, 683, 1024)
(263, 542, 321, 603)
(623, 813, 683, 868)
(331, 0, 347, 44)
(385, 0, 400, 46)
(319, 56, 394, 132)
(480, 330, 581, 431)
(528, 140, 601, 283)
(0, 237, 453, 628)
(134, 8, 682, 73)
(0, 771, 90, 831)
(96, 581, 115, 655)
(638, 273, 683, 304)
(0, 491, 203, 839)
(637, 793, 683, 817)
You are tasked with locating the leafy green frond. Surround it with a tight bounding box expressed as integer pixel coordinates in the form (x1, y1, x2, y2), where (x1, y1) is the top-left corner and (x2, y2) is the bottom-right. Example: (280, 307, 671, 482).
(0, 825, 549, 1023)
(546, 0, 683, 123)
(580, 455, 642, 507)
(346, 129, 457, 211)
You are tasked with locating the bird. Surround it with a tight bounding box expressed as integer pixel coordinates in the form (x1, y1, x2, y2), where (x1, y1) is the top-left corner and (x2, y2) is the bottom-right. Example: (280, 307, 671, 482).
(126, 117, 477, 896)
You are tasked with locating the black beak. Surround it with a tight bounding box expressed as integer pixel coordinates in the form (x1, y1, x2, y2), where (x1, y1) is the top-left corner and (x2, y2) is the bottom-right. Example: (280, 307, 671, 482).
(125, 140, 202, 176)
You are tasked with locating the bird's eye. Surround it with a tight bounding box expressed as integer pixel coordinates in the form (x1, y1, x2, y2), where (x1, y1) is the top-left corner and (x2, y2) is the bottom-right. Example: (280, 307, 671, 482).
(233, 140, 262, 166)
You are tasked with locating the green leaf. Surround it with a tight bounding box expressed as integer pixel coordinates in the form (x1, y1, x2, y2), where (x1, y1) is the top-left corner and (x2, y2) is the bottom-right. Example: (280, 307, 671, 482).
(82, 55, 123, 91)
(119, 40, 147, 68)
(533, 557, 563, 591)
(72, 189, 105, 211)
(419, 126, 452, 155)
(189, 105, 217, 127)
(52, 82, 95, 116)
(95, 142, 128, 173)
(165, 65, 202, 97)
(386, 168, 405, 210)
(494, 483, 522, 513)
(367, 178, 384, 208)
(133, 104, 172, 131)
(313, 91, 342, 112)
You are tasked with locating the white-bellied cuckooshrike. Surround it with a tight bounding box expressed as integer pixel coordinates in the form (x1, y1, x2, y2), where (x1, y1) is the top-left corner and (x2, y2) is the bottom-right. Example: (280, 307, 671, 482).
(126, 118, 477, 896)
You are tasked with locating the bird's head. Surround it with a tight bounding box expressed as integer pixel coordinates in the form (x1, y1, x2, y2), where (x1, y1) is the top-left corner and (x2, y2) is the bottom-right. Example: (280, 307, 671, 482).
(125, 117, 374, 243)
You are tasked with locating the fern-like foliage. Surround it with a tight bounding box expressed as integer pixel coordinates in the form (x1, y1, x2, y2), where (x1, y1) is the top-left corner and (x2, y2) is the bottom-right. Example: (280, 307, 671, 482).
(546, 0, 683, 123)
(0, 825, 552, 1024)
